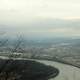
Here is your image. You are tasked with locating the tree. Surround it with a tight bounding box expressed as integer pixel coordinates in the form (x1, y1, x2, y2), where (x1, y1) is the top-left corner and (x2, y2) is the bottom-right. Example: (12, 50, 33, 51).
(9, 35, 25, 58)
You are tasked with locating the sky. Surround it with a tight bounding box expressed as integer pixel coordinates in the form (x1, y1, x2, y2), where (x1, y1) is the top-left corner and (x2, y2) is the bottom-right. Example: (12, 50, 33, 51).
(0, 0, 80, 38)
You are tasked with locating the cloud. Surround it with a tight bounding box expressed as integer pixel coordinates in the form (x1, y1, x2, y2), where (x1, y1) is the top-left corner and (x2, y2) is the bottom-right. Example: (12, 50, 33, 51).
(0, 19, 80, 38)
(0, 0, 80, 38)
(0, 0, 80, 25)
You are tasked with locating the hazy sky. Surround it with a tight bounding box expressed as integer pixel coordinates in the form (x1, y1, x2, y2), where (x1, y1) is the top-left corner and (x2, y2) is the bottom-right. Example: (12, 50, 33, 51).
(0, 0, 80, 38)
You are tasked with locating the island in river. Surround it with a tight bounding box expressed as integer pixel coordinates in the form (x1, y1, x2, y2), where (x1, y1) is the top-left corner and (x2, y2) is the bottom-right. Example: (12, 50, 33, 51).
(0, 59, 59, 80)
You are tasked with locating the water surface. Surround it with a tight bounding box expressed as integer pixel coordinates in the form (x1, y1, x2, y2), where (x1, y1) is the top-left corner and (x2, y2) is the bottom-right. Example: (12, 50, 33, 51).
(37, 60, 80, 80)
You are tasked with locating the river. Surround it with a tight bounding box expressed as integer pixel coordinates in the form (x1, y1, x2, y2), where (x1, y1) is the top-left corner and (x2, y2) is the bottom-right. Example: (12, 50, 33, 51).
(36, 60, 80, 80)
(0, 56, 80, 80)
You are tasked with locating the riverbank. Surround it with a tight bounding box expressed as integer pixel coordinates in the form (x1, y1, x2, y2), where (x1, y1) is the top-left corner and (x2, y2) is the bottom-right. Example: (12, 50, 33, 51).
(32, 57, 80, 69)
(0, 55, 80, 69)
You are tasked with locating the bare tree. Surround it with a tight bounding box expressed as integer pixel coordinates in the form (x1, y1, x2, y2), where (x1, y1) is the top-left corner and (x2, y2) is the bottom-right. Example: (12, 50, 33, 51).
(0, 39, 8, 47)
(0, 35, 25, 80)
(8, 35, 25, 58)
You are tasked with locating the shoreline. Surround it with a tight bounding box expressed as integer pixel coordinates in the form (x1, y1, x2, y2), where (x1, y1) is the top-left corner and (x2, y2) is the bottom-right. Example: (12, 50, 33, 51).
(0, 55, 80, 69)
